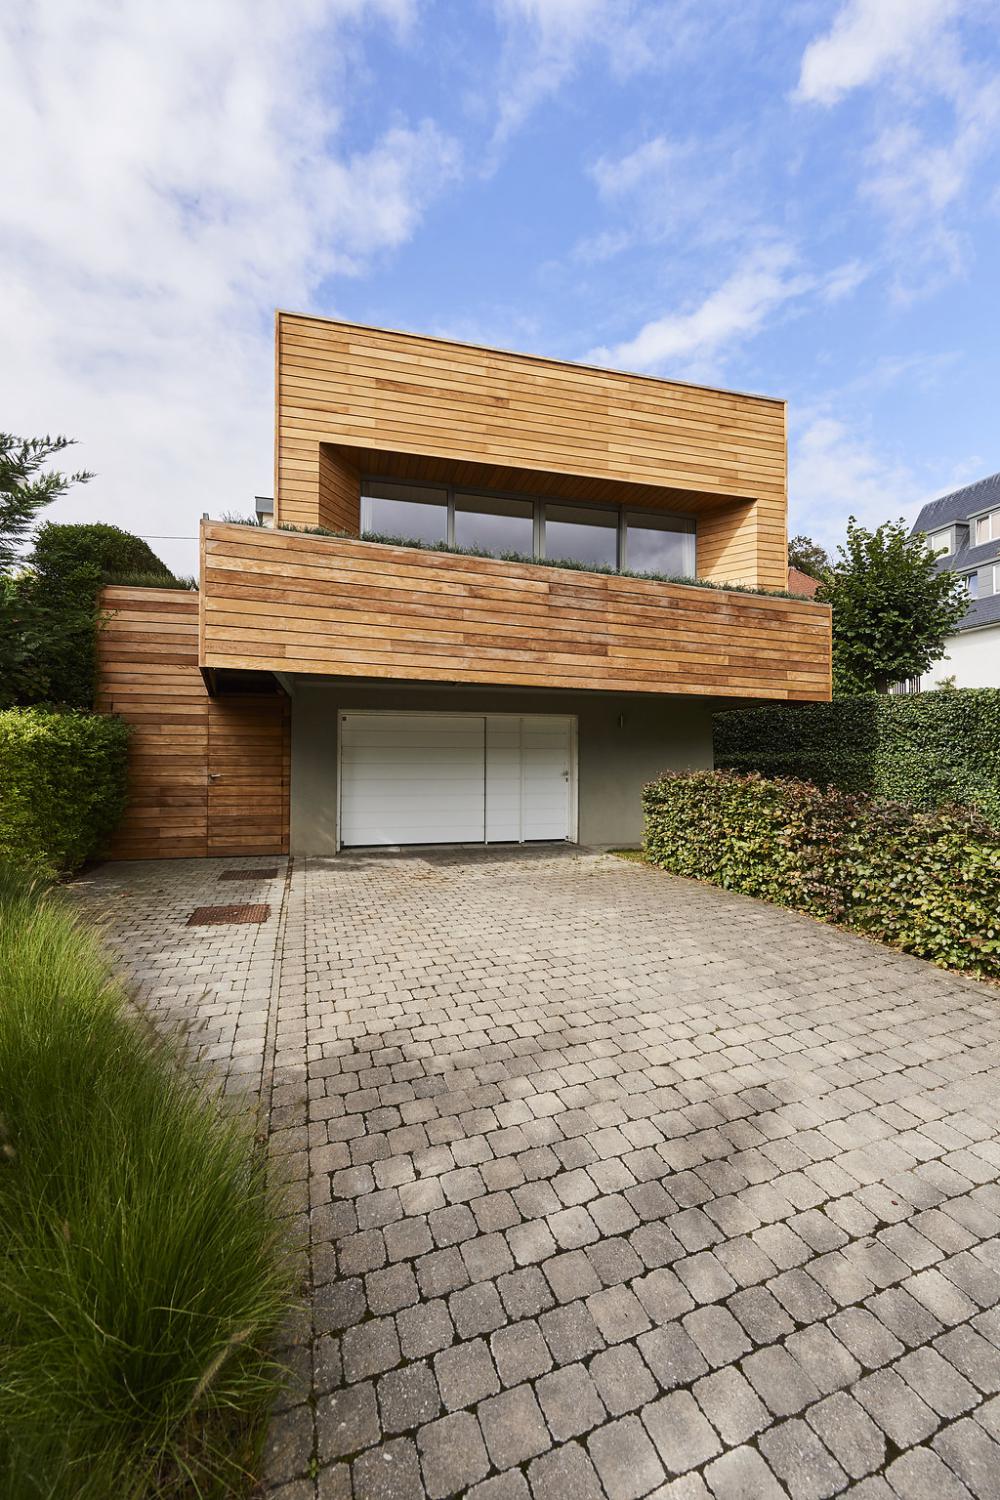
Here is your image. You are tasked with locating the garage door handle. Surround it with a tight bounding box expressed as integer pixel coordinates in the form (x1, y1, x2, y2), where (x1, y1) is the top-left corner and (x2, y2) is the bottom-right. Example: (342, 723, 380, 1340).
(209, 773, 222, 780)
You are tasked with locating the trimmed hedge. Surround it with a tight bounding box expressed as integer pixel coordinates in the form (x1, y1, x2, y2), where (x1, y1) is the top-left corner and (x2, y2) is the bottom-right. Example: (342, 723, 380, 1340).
(715, 690, 1000, 825)
(0, 708, 130, 876)
(643, 770, 1000, 979)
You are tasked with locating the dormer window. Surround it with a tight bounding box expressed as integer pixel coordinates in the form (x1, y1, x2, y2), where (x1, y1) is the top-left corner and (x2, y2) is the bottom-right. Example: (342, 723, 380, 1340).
(975, 509, 1000, 546)
(963, 572, 979, 600)
(927, 527, 952, 555)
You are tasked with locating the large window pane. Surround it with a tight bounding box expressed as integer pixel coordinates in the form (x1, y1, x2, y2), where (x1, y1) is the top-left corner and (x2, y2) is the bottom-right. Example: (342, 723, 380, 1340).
(454, 493, 534, 556)
(625, 512, 696, 577)
(543, 505, 617, 568)
(362, 481, 447, 545)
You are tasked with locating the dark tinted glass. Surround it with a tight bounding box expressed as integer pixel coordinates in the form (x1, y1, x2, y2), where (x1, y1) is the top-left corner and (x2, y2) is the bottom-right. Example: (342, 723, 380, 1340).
(454, 494, 533, 555)
(544, 505, 617, 568)
(363, 482, 447, 545)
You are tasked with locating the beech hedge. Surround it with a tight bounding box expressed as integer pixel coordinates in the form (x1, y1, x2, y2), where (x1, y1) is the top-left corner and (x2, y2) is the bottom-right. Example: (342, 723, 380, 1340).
(714, 690, 1000, 826)
(642, 770, 1000, 979)
(0, 708, 130, 876)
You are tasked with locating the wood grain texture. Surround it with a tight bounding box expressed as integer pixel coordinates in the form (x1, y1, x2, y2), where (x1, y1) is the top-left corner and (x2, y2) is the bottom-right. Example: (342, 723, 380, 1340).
(201, 523, 831, 702)
(274, 313, 788, 589)
(96, 586, 289, 860)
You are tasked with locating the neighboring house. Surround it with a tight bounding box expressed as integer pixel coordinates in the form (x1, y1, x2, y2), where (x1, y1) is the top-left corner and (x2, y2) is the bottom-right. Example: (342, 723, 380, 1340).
(97, 314, 832, 859)
(788, 566, 820, 598)
(911, 472, 1000, 689)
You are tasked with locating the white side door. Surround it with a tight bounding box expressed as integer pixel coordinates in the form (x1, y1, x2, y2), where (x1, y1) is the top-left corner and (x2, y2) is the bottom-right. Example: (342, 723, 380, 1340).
(520, 715, 573, 841)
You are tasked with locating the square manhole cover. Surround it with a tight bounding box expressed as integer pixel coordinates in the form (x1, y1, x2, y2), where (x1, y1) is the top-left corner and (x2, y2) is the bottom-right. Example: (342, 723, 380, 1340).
(218, 868, 280, 881)
(187, 904, 271, 926)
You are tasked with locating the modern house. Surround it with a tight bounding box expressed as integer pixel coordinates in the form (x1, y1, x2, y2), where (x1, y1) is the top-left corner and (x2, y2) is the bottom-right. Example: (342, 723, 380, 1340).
(911, 472, 1000, 689)
(96, 314, 832, 859)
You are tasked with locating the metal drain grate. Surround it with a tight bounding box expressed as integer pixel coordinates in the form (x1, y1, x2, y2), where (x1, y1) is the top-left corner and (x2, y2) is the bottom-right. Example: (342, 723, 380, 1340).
(187, 904, 271, 926)
(218, 868, 280, 881)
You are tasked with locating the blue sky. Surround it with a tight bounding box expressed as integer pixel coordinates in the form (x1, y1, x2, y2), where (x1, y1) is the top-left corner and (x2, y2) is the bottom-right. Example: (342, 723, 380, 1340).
(2, 0, 998, 576)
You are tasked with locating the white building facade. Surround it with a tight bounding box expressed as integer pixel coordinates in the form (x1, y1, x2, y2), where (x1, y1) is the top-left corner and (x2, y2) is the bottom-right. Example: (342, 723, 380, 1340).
(912, 473, 1000, 690)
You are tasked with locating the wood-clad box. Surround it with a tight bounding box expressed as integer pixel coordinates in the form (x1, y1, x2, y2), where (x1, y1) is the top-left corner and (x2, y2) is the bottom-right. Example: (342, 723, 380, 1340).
(274, 313, 789, 591)
(200, 524, 832, 702)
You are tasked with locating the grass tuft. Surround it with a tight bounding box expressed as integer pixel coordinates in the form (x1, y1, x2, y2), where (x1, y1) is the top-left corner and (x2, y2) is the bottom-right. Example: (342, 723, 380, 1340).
(0, 864, 297, 1498)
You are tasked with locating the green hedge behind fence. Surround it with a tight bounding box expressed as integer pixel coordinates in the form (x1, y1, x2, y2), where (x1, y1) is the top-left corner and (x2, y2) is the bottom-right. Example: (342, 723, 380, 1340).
(643, 770, 1000, 979)
(0, 708, 130, 877)
(714, 690, 1000, 826)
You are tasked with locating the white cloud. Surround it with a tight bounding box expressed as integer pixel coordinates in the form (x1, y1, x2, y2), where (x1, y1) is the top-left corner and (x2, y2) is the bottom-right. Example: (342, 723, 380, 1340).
(789, 415, 920, 547)
(795, 0, 1000, 297)
(586, 243, 813, 374)
(0, 0, 459, 574)
(795, 0, 958, 106)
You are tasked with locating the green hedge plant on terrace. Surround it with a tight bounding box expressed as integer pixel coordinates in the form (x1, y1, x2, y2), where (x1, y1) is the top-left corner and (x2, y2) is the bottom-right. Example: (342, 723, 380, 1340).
(715, 690, 1000, 825)
(0, 866, 297, 1498)
(642, 769, 1000, 979)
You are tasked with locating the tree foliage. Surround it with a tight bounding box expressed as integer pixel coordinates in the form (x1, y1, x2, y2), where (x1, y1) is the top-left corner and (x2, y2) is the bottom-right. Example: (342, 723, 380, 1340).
(787, 533, 830, 580)
(0, 434, 92, 574)
(0, 434, 178, 709)
(816, 517, 968, 695)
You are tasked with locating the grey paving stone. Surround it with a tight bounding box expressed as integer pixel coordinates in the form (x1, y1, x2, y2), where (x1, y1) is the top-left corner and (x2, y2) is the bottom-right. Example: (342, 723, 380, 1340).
(478, 1383, 551, 1470)
(351, 1435, 423, 1500)
(884, 1446, 975, 1500)
(895, 1345, 979, 1418)
(317, 1380, 380, 1462)
(418, 1410, 490, 1498)
(539, 1298, 606, 1364)
(758, 1417, 847, 1499)
(491, 1319, 553, 1387)
(588, 1414, 666, 1500)
(805, 1391, 885, 1478)
(590, 1343, 658, 1416)
(466, 1473, 531, 1500)
(742, 1345, 822, 1417)
(934, 1325, 1000, 1394)
(638, 1322, 710, 1391)
(932, 1417, 1000, 1499)
(536, 1362, 607, 1440)
(854, 1368, 940, 1447)
(528, 1440, 606, 1500)
(376, 1362, 441, 1435)
(434, 1337, 500, 1411)
(702, 1445, 787, 1499)
(588, 1284, 653, 1343)
(642, 1389, 722, 1473)
(683, 1305, 751, 1369)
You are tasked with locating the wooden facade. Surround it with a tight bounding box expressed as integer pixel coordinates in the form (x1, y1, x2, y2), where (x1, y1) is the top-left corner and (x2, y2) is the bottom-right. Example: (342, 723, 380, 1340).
(274, 313, 789, 591)
(96, 586, 289, 860)
(201, 524, 831, 702)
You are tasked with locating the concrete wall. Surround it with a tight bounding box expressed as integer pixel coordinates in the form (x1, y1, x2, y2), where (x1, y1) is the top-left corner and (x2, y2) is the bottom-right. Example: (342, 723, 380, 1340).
(289, 679, 714, 855)
(920, 626, 1000, 690)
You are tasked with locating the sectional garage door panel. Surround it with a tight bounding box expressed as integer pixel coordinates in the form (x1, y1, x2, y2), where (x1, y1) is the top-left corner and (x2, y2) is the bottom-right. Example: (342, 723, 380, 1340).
(339, 712, 574, 849)
(340, 714, 486, 846)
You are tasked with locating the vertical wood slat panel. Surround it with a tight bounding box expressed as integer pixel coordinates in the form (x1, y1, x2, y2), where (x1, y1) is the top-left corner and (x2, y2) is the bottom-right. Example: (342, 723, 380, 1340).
(96, 586, 290, 860)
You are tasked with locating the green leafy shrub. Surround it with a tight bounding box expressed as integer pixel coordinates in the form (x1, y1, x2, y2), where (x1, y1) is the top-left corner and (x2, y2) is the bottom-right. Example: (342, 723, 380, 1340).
(105, 571, 197, 590)
(0, 708, 130, 876)
(715, 690, 1000, 825)
(0, 866, 297, 1497)
(643, 770, 1000, 979)
(31, 520, 174, 583)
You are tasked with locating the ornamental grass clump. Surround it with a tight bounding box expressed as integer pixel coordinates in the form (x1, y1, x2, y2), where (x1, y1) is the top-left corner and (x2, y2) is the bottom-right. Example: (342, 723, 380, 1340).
(0, 865, 297, 1498)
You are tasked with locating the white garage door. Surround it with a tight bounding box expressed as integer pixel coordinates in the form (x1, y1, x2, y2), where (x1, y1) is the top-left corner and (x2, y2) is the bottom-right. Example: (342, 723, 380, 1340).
(340, 712, 575, 848)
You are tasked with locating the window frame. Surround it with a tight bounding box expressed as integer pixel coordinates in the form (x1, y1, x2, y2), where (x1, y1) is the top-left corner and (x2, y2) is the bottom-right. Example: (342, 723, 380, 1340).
(361, 475, 698, 577)
(974, 510, 1000, 547)
(927, 527, 953, 556)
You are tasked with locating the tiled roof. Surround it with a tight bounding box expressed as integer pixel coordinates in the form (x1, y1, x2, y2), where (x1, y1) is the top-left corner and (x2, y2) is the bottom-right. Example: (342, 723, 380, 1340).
(910, 471, 1000, 634)
(788, 565, 820, 597)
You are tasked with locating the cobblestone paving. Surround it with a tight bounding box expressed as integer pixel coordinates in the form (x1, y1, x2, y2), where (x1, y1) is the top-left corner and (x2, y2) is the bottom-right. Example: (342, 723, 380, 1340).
(74, 847, 1000, 1500)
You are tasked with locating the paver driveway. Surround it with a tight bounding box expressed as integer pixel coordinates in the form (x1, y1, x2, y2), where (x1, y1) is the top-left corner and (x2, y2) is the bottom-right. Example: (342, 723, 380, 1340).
(74, 847, 1000, 1500)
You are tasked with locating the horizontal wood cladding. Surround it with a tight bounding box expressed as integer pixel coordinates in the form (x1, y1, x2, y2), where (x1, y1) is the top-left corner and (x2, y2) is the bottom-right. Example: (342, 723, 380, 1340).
(275, 314, 788, 590)
(201, 523, 831, 702)
(96, 586, 289, 861)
